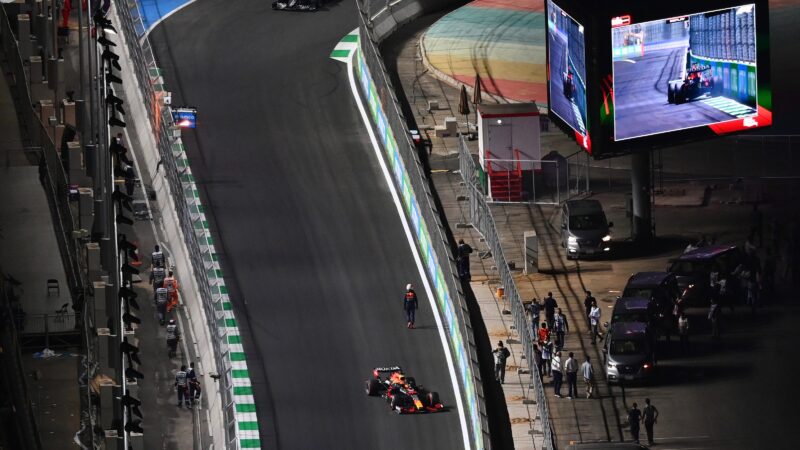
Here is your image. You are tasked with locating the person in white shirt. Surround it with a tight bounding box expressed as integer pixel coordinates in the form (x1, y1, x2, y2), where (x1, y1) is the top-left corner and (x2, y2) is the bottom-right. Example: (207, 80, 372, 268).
(551, 351, 563, 398)
(580, 355, 595, 398)
(589, 301, 603, 344)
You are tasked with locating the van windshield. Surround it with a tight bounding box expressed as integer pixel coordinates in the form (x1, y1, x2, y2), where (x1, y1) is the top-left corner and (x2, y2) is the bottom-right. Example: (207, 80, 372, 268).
(569, 214, 606, 231)
(623, 288, 653, 299)
(610, 338, 647, 355)
(669, 260, 710, 275)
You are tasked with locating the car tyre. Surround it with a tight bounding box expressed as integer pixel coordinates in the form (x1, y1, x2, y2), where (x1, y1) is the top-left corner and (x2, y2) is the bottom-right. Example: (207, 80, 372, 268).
(427, 391, 440, 406)
(366, 379, 381, 396)
(667, 84, 675, 103)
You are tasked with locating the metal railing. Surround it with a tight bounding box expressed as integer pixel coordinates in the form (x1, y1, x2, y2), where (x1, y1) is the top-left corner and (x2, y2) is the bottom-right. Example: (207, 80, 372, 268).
(458, 137, 556, 449)
(114, 1, 238, 446)
(357, 2, 491, 448)
(0, 4, 86, 316)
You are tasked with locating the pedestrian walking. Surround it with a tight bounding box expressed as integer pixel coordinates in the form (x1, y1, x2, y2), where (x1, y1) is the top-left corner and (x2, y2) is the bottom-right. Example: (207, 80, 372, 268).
(155, 286, 168, 325)
(187, 363, 197, 406)
(150, 265, 166, 288)
(551, 351, 563, 398)
(537, 322, 550, 346)
(403, 284, 418, 329)
(589, 300, 603, 344)
(628, 402, 642, 443)
(533, 344, 544, 380)
(166, 319, 181, 357)
(541, 339, 553, 377)
(164, 271, 180, 313)
(581, 355, 595, 399)
(678, 311, 690, 354)
(123, 163, 136, 197)
(583, 291, 596, 323)
(564, 352, 578, 399)
(643, 398, 659, 445)
(457, 239, 473, 282)
(492, 341, 511, 384)
(708, 298, 721, 339)
(175, 365, 190, 408)
(543, 292, 558, 329)
(553, 308, 569, 350)
(527, 298, 541, 337)
(151, 245, 165, 269)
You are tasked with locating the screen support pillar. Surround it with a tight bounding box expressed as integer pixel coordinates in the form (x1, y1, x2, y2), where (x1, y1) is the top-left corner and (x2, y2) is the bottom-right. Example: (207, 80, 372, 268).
(631, 150, 653, 243)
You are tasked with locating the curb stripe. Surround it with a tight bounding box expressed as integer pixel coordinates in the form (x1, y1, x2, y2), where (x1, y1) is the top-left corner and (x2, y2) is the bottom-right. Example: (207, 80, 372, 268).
(330, 29, 359, 62)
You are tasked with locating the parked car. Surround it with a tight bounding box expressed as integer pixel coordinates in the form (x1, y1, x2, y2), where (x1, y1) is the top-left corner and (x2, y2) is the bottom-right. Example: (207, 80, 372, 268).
(622, 272, 681, 339)
(603, 322, 656, 383)
(667, 245, 742, 305)
(561, 199, 613, 259)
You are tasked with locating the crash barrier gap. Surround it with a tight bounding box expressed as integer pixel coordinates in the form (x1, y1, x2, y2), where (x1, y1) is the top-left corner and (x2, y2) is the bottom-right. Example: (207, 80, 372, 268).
(110, 3, 261, 449)
(458, 138, 556, 449)
(355, 1, 491, 448)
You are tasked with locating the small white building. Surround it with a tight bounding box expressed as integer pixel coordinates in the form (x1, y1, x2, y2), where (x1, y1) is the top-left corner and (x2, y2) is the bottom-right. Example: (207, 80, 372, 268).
(477, 103, 541, 201)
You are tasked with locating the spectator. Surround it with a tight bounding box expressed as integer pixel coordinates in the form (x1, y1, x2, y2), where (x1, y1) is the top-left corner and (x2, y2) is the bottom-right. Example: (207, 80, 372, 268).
(457, 239, 473, 282)
(533, 344, 543, 380)
(403, 284, 418, 329)
(175, 365, 190, 408)
(537, 322, 550, 346)
(589, 300, 603, 344)
(164, 271, 180, 313)
(543, 292, 558, 329)
(492, 341, 511, 384)
(583, 291, 596, 324)
(551, 351, 563, 398)
(642, 398, 659, 446)
(564, 352, 578, 399)
(628, 402, 642, 443)
(678, 311, 690, 354)
(541, 339, 553, 377)
(527, 298, 541, 336)
(151, 245, 165, 269)
(580, 355, 595, 399)
(553, 308, 569, 350)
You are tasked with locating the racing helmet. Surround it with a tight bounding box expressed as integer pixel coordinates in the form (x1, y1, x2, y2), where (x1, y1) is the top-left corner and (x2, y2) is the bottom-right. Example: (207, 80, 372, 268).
(406, 284, 412, 291)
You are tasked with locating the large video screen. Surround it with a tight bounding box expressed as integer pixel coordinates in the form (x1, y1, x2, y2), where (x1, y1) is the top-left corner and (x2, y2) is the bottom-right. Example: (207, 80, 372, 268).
(547, 0, 588, 144)
(612, 4, 759, 141)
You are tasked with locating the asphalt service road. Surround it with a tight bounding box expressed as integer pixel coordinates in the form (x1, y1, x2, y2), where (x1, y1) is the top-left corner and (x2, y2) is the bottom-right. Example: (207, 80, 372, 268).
(148, 0, 465, 448)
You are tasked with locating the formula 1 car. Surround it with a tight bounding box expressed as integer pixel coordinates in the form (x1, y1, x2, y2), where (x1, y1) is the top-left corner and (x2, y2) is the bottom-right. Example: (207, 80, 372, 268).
(563, 69, 575, 100)
(667, 64, 722, 104)
(271, 0, 322, 11)
(365, 366, 444, 414)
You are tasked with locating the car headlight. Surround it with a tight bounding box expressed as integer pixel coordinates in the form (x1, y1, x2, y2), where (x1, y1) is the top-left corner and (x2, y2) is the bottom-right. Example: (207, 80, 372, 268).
(607, 362, 617, 368)
(602, 234, 611, 242)
(568, 236, 578, 245)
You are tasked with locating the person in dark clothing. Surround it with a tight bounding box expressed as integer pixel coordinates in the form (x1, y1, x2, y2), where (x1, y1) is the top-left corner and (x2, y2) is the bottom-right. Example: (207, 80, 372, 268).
(124, 164, 136, 196)
(403, 284, 418, 329)
(643, 398, 659, 446)
(628, 402, 642, 443)
(543, 292, 558, 329)
(457, 239, 473, 282)
(492, 341, 511, 383)
(110, 132, 132, 174)
(553, 308, 569, 350)
(583, 291, 596, 324)
(187, 363, 197, 406)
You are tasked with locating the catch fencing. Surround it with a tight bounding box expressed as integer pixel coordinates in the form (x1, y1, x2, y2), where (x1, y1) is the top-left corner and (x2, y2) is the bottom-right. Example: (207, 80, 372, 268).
(458, 137, 556, 449)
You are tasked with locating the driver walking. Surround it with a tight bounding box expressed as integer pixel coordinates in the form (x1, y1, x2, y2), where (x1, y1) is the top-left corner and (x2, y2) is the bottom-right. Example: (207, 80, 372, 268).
(403, 284, 419, 329)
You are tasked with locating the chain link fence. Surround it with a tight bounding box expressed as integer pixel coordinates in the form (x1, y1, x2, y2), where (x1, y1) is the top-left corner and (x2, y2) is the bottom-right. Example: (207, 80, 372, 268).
(458, 137, 556, 449)
(114, 2, 239, 446)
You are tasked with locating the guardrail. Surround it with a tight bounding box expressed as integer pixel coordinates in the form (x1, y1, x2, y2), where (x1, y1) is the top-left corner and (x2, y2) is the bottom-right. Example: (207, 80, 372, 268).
(113, 2, 260, 449)
(355, 2, 490, 448)
(458, 137, 556, 449)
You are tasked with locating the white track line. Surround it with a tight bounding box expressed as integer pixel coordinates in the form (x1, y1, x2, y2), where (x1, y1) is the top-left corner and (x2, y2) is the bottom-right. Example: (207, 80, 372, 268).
(347, 51, 471, 450)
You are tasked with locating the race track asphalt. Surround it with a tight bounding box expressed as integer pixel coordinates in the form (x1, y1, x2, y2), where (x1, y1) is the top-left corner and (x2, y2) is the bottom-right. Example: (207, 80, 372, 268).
(147, 0, 465, 448)
(613, 45, 737, 141)
(548, 27, 585, 134)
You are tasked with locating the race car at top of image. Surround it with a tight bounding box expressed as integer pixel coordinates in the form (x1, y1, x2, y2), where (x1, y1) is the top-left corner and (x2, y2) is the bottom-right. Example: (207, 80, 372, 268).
(563, 69, 576, 100)
(667, 63, 722, 105)
(365, 366, 444, 414)
(272, 0, 322, 11)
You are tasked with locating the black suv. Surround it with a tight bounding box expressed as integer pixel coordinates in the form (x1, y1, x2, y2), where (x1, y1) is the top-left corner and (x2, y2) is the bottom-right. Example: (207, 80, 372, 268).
(667, 245, 742, 305)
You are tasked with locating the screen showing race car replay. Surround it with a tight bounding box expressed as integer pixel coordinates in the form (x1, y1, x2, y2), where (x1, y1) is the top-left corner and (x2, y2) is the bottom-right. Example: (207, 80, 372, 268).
(547, 0, 588, 143)
(612, 4, 759, 141)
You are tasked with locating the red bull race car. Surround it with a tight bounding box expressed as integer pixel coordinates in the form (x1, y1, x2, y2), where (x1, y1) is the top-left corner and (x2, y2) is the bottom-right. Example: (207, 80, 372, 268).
(667, 64, 722, 104)
(365, 366, 444, 414)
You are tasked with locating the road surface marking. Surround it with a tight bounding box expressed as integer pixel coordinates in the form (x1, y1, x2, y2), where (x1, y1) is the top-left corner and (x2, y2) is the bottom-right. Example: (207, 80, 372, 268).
(347, 45, 472, 450)
(701, 96, 756, 118)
